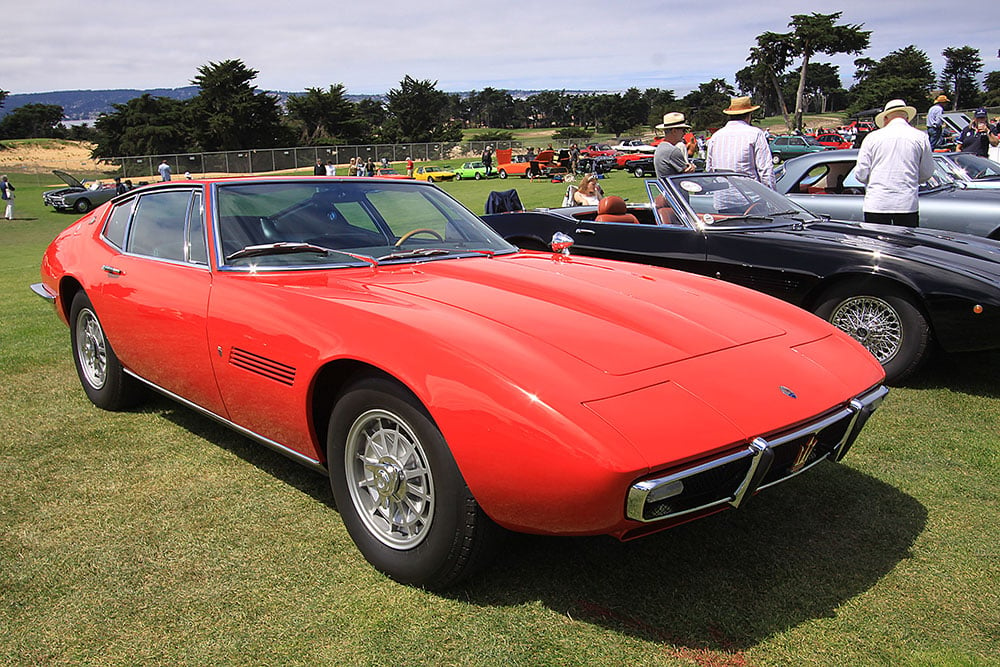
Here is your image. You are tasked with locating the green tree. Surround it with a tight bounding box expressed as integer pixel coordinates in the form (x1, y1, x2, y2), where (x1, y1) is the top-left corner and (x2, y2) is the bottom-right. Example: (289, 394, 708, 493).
(785, 12, 870, 131)
(187, 59, 291, 151)
(384, 75, 460, 143)
(848, 46, 936, 114)
(682, 79, 736, 130)
(526, 90, 572, 127)
(92, 94, 191, 159)
(740, 31, 795, 127)
(0, 89, 8, 112)
(940, 46, 984, 110)
(286, 84, 362, 144)
(780, 62, 843, 113)
(604, 87, 649, 136)
(0, 103, 65, 139)
(643, 88, 678, 128)
(354, 98, 387, 143)
(984, 71, 1000, 106)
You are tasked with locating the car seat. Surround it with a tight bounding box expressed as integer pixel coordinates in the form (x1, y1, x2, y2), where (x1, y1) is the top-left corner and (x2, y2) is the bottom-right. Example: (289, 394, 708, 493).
(595, 196, 639, 224)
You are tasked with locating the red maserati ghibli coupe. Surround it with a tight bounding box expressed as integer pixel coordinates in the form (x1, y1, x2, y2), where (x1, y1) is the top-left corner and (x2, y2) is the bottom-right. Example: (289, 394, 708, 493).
(31, 176, 886, 588)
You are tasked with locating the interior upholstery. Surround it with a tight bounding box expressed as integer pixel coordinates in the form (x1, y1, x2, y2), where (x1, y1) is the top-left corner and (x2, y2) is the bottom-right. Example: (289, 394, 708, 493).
(595, 196, 639, 224)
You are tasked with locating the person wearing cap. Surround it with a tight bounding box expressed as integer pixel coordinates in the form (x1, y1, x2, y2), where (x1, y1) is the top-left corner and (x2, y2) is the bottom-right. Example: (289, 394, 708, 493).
(957, 108, 999, 157)
(926, 94, 948, 149)
(705, 96, 775, 189)
(854, 99, 934, 228)
(654, 113, 696, 178)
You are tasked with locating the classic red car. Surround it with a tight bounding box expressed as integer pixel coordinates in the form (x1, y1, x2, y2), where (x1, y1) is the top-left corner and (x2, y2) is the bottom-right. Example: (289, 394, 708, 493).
(579, 143, 616, 158)
(31, 177, 886, 588)
(613, 152, 650, 169)
(495, 148, 566, 179)
(812, 132, 852, 150)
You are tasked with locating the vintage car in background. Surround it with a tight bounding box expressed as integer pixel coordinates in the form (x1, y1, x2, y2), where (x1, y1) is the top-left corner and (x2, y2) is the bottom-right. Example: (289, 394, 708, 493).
(613, 152, 650, 169)
(580, 143, 616, 157)
(42, 170, 119, 213)
(933, 152, 1000, 190)
(577, 155, 615, 174)
(483, 172, 1000, 383)
(413, 165, 455, 182)
(452, 161, 491, 180)
(624, 156, 705, 177)
(371, 168, 412, 180)
(495, 148, 566, 179)
(775, 149, 1000, 239)
(611, 138, 656, 153)
(31, 176, 887, 588)
(812, 132, 852, 150)
(768, 135, 831, 164)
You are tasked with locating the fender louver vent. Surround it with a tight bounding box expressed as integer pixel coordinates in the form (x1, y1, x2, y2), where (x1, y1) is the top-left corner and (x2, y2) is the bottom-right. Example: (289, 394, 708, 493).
(229, 348, 296, 386)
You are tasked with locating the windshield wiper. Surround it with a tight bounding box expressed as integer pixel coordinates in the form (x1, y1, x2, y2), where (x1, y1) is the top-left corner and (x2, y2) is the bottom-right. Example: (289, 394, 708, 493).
(226, 242, 377, 266)
(376, 248, 454, 261)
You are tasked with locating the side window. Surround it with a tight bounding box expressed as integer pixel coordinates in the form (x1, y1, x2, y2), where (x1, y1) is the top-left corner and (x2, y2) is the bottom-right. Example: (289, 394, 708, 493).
(187, 191, 208, 264)
(774, 138, 788, 147)
(103, 199, 133, 249)
(128, 190, 193, 261)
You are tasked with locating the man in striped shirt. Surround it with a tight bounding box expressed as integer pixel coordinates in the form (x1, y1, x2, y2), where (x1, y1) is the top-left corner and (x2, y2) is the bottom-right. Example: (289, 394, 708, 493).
(706, 97, 775, 190)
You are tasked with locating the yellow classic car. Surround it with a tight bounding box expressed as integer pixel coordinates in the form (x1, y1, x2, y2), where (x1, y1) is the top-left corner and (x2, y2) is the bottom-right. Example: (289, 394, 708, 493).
(414, 166, 456, 183)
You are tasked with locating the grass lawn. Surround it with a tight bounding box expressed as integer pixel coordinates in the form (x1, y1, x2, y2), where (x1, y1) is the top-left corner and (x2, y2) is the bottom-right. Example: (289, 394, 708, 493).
(1, 178, 998, 666)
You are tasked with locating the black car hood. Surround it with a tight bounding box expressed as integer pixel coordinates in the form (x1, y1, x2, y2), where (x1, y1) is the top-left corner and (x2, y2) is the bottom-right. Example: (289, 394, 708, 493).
(52, 170, 85, 189)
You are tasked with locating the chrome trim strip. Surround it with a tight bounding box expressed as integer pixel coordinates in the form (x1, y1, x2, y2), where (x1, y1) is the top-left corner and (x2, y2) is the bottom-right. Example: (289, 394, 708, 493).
(626, 384, 887, 523)
(123, 369, 328, 475)
(30, 282, 57, 304)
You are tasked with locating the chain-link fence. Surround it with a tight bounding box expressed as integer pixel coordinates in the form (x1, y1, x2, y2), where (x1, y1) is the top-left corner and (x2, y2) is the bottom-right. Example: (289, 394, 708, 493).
(106, 139, 597, 180)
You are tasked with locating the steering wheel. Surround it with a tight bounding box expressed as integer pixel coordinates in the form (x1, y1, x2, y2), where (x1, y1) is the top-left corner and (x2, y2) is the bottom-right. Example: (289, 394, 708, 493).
(743, 201, 762, 215)
(973, 169, 988, 180)
(395, 228, 444, 247)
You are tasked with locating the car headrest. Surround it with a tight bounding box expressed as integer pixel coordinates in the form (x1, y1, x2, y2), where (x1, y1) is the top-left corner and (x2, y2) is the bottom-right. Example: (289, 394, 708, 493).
(598, 196, 627, 215)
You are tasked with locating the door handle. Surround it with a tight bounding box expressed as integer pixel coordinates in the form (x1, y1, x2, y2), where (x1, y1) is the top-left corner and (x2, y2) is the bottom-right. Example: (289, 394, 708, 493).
(101, 265, 124, 276)
(574, 228, 596, 235)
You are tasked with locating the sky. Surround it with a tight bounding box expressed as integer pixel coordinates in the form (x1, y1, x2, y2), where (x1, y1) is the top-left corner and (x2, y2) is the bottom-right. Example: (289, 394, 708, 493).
(3, 0, 997, 98)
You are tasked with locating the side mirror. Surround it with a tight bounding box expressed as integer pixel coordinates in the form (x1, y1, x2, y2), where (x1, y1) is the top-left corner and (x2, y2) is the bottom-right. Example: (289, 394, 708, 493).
(550, 232, 574, 255)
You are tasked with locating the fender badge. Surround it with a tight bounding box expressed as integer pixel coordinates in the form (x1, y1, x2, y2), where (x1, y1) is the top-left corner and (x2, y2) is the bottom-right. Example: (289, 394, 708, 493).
(780, 386, 797, 399)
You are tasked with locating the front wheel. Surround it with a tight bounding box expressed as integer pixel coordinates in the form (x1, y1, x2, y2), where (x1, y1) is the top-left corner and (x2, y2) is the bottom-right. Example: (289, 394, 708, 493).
(328, 376, 501, 589)
(814, 282, 930, 383)
(633, 167, 645, 178)
(74, 199, 92, 213)
(498, 169, 508, 179)
(70, 292, 145, 410)
(474, 172, 483, 180)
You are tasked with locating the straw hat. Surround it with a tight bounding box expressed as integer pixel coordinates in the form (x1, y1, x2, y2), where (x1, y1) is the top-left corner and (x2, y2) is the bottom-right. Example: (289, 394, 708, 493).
(723, 96, 761, 115)
(656, 112, 691, 130)
(934, 94, 949, 104)
(875, 99, 916, 128)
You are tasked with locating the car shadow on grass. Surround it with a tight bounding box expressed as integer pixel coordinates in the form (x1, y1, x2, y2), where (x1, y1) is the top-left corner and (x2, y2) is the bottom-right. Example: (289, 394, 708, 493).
(455, 463, 926, 653)
(900, 349, 1000, 398)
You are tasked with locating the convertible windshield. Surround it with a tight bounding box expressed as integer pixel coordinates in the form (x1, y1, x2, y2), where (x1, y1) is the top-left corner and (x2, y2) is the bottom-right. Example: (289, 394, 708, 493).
(216, 180, 515, 268)
(663, 173, 813, 226)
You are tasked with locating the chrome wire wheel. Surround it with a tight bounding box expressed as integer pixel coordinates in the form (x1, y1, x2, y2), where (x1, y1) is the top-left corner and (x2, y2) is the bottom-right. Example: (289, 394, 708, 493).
(345, 408, 435, 549)
(75, 307, 108, 389)
(829, 295, 902, 364)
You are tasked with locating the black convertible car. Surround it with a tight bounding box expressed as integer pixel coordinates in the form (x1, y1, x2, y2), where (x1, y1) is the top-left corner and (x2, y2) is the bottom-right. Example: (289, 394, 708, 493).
(483, 172, 1000, 382)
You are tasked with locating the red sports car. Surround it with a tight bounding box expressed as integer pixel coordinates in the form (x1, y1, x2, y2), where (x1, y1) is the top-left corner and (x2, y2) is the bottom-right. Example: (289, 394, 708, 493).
(812, 132, 852, 150)
(31, 176, 887, 588)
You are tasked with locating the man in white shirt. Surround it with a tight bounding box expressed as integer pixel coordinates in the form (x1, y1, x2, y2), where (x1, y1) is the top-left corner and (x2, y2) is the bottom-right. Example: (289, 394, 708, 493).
(706, 96, 774, 189)
(854, 99, 935, 228)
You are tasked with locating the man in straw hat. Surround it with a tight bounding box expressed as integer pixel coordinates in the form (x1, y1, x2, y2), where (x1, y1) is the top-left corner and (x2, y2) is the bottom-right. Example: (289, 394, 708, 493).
(926, 94, 948, 149)
(705, 96, 774, 189)
(854, 99, 934, 228)
(653, 112, 696, 178)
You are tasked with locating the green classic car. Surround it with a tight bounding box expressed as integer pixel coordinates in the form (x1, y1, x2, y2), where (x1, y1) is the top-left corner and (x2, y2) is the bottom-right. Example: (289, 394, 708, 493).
(452, 161, 491, 180)
(768, 135, 830, 164)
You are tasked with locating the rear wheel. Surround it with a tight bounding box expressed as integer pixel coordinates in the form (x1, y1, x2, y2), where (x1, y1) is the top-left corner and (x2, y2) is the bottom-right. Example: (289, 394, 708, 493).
(814, 281, 930, 383)
(70, 292, 144, 410)
(772, 154, 782, 165)
(328, 376, 501, 589)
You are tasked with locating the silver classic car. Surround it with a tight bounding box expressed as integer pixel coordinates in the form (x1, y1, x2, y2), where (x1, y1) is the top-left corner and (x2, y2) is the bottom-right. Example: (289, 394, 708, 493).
(775, 150, 1000, 240)
(42, 170, 119, 213)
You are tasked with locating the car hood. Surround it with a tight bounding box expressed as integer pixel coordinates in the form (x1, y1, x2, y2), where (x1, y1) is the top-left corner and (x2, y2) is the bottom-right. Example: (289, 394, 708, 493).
(53, 170, 85, 189)
(353, 253, 805, 376)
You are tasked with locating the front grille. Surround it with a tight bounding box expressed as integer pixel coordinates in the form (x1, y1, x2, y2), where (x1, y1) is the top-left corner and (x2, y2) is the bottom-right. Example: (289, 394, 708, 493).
(626, 385, 887, 523)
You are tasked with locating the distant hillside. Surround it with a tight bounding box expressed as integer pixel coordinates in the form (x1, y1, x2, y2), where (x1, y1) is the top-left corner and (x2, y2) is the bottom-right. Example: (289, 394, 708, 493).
(1, 87, 612, 122)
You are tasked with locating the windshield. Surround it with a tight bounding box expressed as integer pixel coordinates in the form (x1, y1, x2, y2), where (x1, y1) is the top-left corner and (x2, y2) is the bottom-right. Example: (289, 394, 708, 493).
(950, 154, 1000, 180)
(661, 173, 813, 226)
(215, 180, 515, 269)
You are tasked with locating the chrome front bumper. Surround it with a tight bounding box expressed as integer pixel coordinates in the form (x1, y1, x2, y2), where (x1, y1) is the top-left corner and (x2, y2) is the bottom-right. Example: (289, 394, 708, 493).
(626, 384, 888, 523)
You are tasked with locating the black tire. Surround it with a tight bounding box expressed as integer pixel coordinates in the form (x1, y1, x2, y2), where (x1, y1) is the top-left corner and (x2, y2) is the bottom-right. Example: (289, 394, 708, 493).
(328, 376, 502, 589)
(814, 281, 930, 383)
(498, 169, 508, 179)
(70, 292, 145, 410)
(474, 172, 483, 180)
(633, 167, 645, 178)
(772, 154, 782, 165)
(454, 173, 462, 181)
(74, 199, 92, 213)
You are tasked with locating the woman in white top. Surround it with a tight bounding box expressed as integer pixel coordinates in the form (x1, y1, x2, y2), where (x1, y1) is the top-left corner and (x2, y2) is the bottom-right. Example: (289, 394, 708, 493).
(573, 174, 603, 205)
